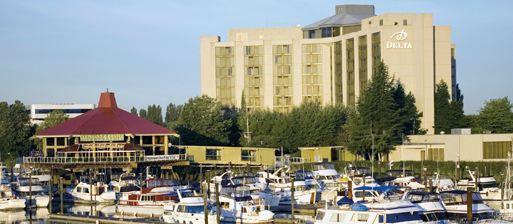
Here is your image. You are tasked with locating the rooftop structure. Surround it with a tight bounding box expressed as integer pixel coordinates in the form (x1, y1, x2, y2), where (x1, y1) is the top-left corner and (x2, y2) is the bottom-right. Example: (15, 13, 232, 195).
(28, 103, 94, 125)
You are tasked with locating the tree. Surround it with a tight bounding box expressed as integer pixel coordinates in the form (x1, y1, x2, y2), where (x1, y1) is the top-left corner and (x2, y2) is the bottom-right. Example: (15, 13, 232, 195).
(449, 84, 467, 129)
(393, 82, 424, 136)
(130, 107, 138, 116)
(434, 81, 452, 134)
(35, 110, 68, 150)
(475, 97, 513, 133)
(139, 109, 147, 119)
(238, 102, 348, 154)
(146, 104, 163, 125)
(165, 103, 182, 129)
(176, 95, 239, 146)
(346, 61, 402, 158)
(434, 81, 466, 134)
(0, 101, 31, 167)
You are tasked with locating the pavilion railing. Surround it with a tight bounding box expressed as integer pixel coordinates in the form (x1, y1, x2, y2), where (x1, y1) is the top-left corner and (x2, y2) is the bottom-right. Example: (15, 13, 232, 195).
(23, 150, 188, 165)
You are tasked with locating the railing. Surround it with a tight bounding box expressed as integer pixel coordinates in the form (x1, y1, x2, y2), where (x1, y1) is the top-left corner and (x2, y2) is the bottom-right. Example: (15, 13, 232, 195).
(23, 150, 188, 165)
(143, 154, 187, 162)
(24, 150, 145, 164)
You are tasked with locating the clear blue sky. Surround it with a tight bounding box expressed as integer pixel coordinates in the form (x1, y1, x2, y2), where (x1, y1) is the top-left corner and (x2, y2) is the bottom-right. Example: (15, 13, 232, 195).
(1, 0, 512, 114)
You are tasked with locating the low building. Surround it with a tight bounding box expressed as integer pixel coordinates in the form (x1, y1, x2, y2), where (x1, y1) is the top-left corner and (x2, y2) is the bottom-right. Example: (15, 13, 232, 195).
(299, 146, 355, 163)
(176, 146, 276, 166)
(390, 131, 513, 162)
(29, 103, 95, 124)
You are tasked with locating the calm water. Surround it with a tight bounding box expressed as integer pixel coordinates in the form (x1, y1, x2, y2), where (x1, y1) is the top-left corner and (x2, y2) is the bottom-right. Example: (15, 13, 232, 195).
(2, 202, 315, 224)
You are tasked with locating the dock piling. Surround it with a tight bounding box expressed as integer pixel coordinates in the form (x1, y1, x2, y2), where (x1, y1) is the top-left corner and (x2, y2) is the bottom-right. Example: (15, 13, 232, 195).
(59, 176, 63, 214)
(467, 187, 473, 222)
(215, 182, 220, 224)
(291, 177, 295, 221)
(203, 182, 208, 224)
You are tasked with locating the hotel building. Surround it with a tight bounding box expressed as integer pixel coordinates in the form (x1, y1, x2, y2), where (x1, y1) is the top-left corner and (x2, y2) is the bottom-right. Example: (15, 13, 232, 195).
(200, 5, 456, 133)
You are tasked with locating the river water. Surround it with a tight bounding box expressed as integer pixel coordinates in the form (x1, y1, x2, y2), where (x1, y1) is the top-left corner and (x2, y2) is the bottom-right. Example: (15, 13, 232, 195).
(3, 202, 315, 223)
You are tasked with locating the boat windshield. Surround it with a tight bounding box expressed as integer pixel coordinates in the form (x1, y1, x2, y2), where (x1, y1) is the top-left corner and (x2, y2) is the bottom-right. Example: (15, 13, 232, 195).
(406, 193, 440, 203)
(18, 178, 40, 186)
(177, 205, 204, 214)
(440, 192, 483, 205)
(295, 171, 314, 180)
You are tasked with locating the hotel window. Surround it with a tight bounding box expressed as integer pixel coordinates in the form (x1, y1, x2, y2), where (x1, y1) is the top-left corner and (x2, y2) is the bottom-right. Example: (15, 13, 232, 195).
(244, 45, 264, 111)
(302, 44, 322, 103)
(403, 19, 408, 26)
(215, 47, 235, 105)
(346, 38, 355, 106)
(206, 148, 221, 160)
(379, 19, 383, 26)
(483, 141, 512, 159)
(334, 41, 343, 104)
(371, 32, 381, 76)
(241, 149, 256, 161)
(321, 27, 332, 38)
(358, 35, 368, 95)
(273, 45, 293, 112)
(308, 30, 316, 39)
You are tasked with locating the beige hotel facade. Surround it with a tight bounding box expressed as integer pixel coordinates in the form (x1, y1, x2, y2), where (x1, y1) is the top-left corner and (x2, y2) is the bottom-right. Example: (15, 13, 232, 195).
(200, 5, 456, 134)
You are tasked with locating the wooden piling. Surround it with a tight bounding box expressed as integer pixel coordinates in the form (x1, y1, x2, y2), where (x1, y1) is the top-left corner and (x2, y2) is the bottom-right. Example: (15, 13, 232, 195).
(29, 168, 32, 208)
(59, 176, 64, 214)
(215, 182, 220, 224)
(348, 180, 353, 200)
(49, 168, 53, 213)
(291, 177, 295, 221)
(203, 182, 208, 224)
(467, 187, 473, 223)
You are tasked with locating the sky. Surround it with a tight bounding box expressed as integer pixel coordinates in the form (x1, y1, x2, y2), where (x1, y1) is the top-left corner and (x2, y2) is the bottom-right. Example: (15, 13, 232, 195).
(0, 0, 512, 114)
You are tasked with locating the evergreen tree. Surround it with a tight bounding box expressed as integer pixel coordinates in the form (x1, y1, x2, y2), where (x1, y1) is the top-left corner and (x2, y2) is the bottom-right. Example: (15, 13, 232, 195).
(476, 97, 513, 133)
(346, 62, 401, 158)
(146, 104, 163, 125)
(176, 95, 239, 146)
(0, 101, 31, 166)
(165, 103, 182, 129)
(434, 81, 466, 134)
(434, 81, 452, 134)
(130, 107, 138, 116)
(139, 109, 147, 119)
(449, 84, 466, 128)
(393, 82, 424, 136)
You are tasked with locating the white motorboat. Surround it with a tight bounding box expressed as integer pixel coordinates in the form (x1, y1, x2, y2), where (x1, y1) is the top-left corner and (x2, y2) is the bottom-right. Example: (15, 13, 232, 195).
(457, 170, 502, 201)
(0, 184, 25, 210)
(68, 179, 116, 204)
(439, 190, 497, 222)
(389, 176, 425, 190)
(315, 200, 425, 224)
(218, 192, 274, 224)
(13, 177, 49, 207)
(403, 190, 449, 223)
(162, 190, 235, 223)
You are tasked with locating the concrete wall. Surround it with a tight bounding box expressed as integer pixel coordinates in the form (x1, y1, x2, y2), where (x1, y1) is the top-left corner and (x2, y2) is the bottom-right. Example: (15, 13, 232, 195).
(182, 146, 276, 166)
(390, 134, 513, 162)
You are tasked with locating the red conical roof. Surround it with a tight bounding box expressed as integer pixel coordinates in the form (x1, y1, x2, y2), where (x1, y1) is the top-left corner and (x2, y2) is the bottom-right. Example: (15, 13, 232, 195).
(37, 92, 175, 136)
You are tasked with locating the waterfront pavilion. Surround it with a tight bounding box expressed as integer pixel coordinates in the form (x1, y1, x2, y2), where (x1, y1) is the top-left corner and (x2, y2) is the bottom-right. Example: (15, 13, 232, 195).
(25, 91, 184, 169)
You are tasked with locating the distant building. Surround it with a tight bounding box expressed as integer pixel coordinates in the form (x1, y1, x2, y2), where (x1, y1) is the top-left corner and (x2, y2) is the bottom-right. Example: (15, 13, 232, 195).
(200, 4, 456, 133)
(390, 131, 513, 162)
(29, 103, 95, 124)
